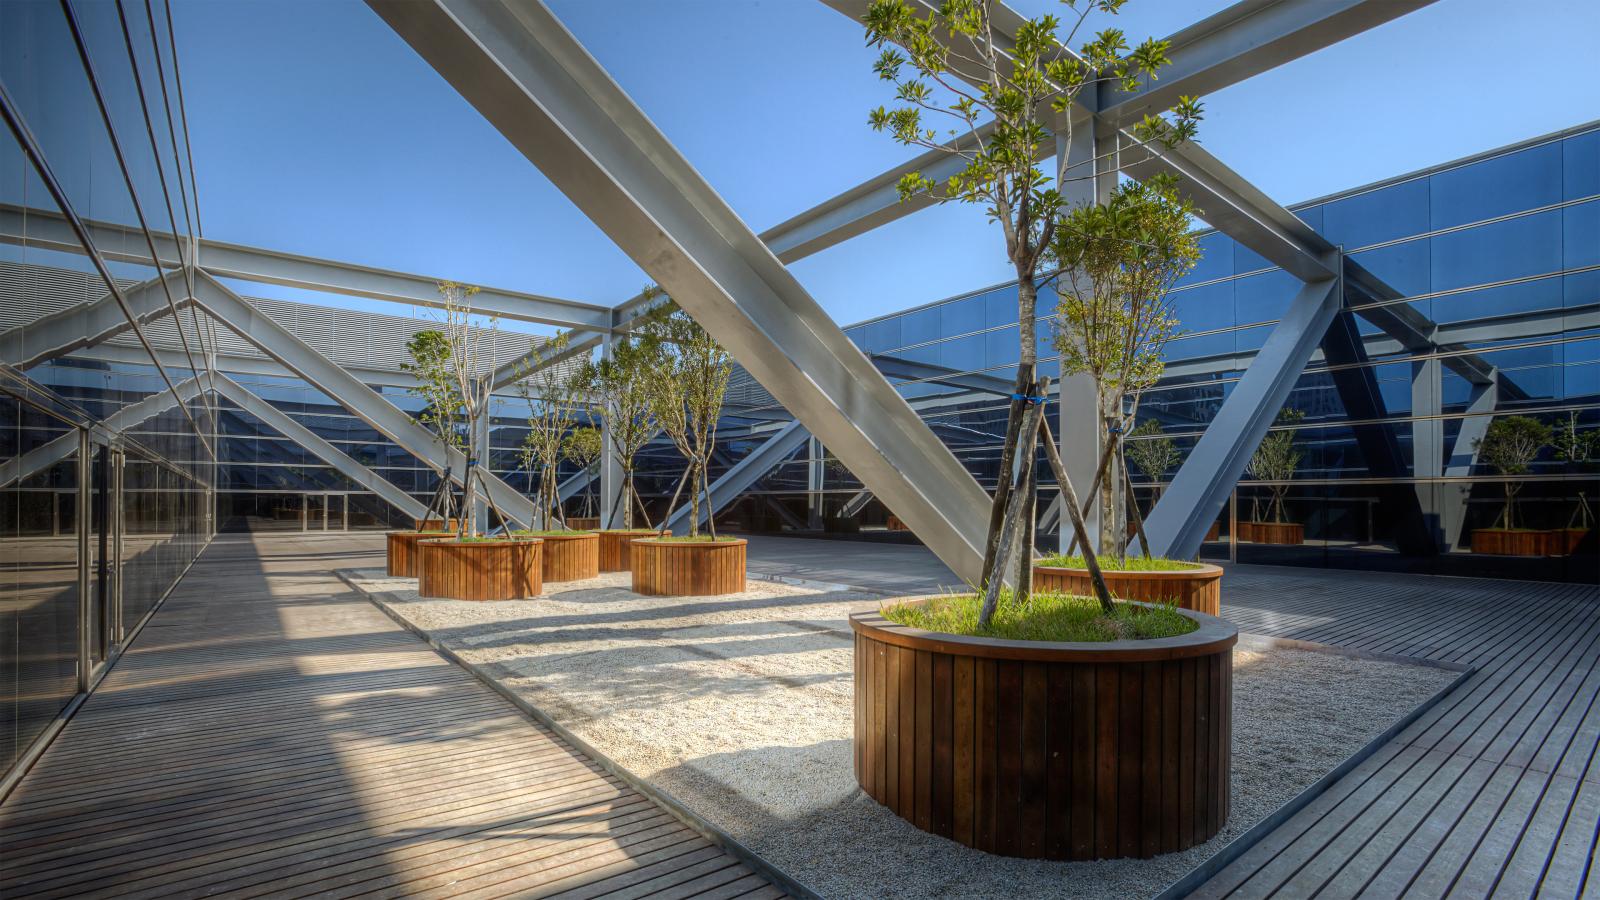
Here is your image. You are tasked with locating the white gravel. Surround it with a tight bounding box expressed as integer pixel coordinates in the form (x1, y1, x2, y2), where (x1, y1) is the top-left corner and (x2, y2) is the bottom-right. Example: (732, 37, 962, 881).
(343, 569, 1459, 899)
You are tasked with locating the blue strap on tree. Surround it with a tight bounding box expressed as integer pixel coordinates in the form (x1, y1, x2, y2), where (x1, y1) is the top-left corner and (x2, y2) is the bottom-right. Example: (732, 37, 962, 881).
(1011, 392, 1047, 405)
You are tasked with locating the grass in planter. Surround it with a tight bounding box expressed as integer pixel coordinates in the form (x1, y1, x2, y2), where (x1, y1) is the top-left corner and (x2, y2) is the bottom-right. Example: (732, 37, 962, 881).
(882, 589, 1197, 643)
(1036, 554, 1200, 572)
(648, 535, 742, 543)
(512, 529, 591, 537)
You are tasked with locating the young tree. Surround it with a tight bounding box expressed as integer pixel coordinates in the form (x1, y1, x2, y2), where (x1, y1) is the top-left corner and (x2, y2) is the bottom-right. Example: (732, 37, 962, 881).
(1125, 418, 1178, 492)
(643, 300, 733, 539)
(562, 426, 603, 518)
(1051, 174, 1199, 559)
(401, 328, 464, 526)
(864, 0, 1201, 618)
(575, 312, 663, 529)
(1474, 415, 1552, 530)
(516, 333, 583, 529)
(1552, 411, 1596, 530)
(1246, 408, 1305, 525)
(437, 280, 501, 538)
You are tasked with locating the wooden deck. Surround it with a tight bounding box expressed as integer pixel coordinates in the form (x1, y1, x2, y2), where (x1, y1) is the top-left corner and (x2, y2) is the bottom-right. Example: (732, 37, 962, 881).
(0, 534, 784, 900)
(1191, 565, 1600, 899)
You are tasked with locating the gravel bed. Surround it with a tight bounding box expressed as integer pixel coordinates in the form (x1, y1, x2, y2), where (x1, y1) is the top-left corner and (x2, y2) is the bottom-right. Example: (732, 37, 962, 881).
(342, 569, 1458, 899)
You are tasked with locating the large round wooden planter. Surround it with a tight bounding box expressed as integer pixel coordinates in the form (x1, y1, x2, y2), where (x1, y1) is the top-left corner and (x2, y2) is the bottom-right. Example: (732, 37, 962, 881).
(1470, 528, 1549, 556)
(597, 529, 666, 572)
(851, 605, 1236, 860)
(537, 531, 600, 582)
(1238, 521, 1304, 545)
(417, 539, 543, 601)
(887, 515, 911, 532)
(385, 531, 452, 578)
(1033, 563, 1223, 616)
(1553, 528, 1590, 555)
(414, 517, 460, 531)
(631, 538, 747, 596)
(566, 517, 600, 531)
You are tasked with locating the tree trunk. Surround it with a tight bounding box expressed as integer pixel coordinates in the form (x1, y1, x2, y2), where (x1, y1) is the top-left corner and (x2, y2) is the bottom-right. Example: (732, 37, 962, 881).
(1065, 428, 1120, 556)
(1039, 413, 1114, 613)
(460, 428, 478, 538)
(1124, 457, 1152, 559)
(981, 368, 1030, 585)
(979, 383, 1045, 627)
(704, 462, 717, 541)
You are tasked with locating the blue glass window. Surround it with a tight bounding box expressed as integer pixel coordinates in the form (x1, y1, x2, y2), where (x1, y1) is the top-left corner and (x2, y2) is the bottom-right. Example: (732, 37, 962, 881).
(1234, 269, 1300, 325)
(1351, 239, 1431, 298)
(1431, 276, 1562, 326)
(864, 316, 902, 353)
(985, 326, 1020, 368)
(1566, 270, 1600, 309)
(1430, 210, 1561, 293)
(1170, 281, 1233, 334)
(901, 306, 941, 347)
(1294, 204, 1324, 236)
(1322, 178, 1429, 250)
(1563, 130, 1599, 201)
(1178, 232, 1234, 286)
(1430, 143, 1562, 230)
(1234, 325, 1274, 355)
(983, 286, 1020, 327)
(941, 296, 987, 336)
(1234, 241, 1273, 276)
(1564, 200, 1599, 270)
(938, 333, 984, 372)
(1164, 330, 1233, 362)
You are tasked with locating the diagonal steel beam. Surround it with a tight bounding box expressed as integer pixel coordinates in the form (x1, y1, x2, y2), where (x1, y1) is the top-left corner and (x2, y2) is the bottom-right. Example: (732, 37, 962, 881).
(0, 376, 205, 489)
(663, 420, 812, 534)
(0, 270, 192, 370)
(210, 372, 430, 520)
(188, 269, 537, 527)
(1141, 277, 1341, 559)
(370, 0, 997, 582)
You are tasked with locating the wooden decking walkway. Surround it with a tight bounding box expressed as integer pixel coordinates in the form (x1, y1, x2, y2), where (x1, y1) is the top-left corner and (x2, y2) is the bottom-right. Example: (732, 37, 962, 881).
(1192, 565, 1600, 899)
(0, 534, 783, 900)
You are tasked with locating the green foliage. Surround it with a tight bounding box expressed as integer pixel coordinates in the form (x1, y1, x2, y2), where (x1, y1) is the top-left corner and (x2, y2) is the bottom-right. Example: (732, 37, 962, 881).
(1551, 411, 1596, 466)
(401, 329, 464, 450)
(1475, 415, 1552, 529)
(515, 333, 585, 527)
(1051, 174, 1200, 404)
(882, 590, 1197, 643)
(1036, 554, 1198, 572)
(574, 303, 667, 528)
(562, 426, 602, 468)
(1125, 418, 1178, 482)
(1247, 408, 1305, 524)
(640, 296, 733, 539)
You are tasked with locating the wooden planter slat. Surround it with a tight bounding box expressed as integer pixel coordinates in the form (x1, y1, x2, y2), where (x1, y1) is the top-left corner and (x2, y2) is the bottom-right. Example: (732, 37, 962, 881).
(566, 517, 600, 531)
(413, 518, 460, 531)
(1237, 521, 1304, 545)
(597, 530, 666, 572)
(853, 606, 1235, 860)
(1470, 528, 1553, 556)
(385, 531, 452, 578)
(1033, 563, 1223, 616)
(887, 515, 910, 532)
(417, 539, 542, 601)
(537, 532, 600, 582)
(630, 539, 747, 596)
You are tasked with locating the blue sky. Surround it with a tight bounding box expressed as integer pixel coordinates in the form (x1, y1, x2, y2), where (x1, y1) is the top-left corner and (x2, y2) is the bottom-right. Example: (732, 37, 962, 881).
(174, 0, 1599, 332)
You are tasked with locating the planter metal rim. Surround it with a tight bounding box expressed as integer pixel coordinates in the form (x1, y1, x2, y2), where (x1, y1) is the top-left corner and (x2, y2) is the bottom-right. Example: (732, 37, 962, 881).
(417, 538, 543, 546)
(1033, 561, 1224, 579)
(631, 537, 748, 547)
(851, 599, 1237, 662)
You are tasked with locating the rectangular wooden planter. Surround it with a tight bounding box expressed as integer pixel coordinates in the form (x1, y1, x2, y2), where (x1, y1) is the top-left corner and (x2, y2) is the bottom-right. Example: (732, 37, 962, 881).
(597, 530, 666, 572)
(630, 538, 747, 596)
(851, 606, 1236, 860)
(417, 539, 542, 601)
(1471, 528, 1552, 556)
(1237, 521, 1304, 545)
(1033, 563, 1223, 616)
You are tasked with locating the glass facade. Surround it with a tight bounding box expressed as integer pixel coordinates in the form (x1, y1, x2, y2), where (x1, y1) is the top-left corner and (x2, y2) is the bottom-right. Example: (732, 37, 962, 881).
(1, 0, 214, 779)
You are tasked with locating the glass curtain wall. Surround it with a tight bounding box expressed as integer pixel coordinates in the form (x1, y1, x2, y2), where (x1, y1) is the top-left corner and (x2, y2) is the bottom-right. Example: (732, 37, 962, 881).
(1, 0, 215, 781)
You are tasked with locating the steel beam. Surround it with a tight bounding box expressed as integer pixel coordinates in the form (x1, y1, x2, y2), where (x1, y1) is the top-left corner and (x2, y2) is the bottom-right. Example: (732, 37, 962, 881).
(0, 203, 608, 329)
(1141, 277, 1341, 558)
(371, 0, 997, 582)
(0, 270, 191, 370)
(0, 376, 204, 489)
(210, 372, 429, 521)
(1441, 381, 1498, 550)
(188, 269, 537, 527)
(663, 420, 811, 534)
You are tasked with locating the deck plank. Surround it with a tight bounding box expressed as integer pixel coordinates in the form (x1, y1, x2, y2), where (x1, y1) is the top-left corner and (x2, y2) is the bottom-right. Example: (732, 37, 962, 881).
(0, 534, 781, 900)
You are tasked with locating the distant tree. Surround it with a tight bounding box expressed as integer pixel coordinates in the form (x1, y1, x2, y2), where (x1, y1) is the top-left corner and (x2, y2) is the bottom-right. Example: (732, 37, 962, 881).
(642, 295, 733, 539)
(574, 312, 664, 529)
(1052, 174, 1199, 559)
(516, 333, 583, 529)
(1247, 408, 1305, 525)
(437, 281, 498, 537)
(1552, 411, 1596, 529)
(562, 426, 603, 518)
(1475, 415, 1551, 530)
(1125, 419, 1178, 489)
(401, 328, 464, 525)
(863, 0, 1201, 622)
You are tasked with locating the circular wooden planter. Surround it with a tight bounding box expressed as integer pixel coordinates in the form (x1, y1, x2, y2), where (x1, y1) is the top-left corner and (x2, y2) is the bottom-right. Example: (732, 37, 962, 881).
(597, 529, 666, 572)
(1033, 563, 1223, 616)
(385, 531, 453, 578)
(1470, 528, 1550, 556)
(417, 539, 543, 601)
(631, 538, 747, 596)
(851, 604, 1236, 860)
(887, 515, 910, 532)
(1238, 521, 1304, 545)
(566, 517, 600, 531)
(414, 517, 460, 531)
(537, 531, 600, 582)
(1553, 528, 1590, 556)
